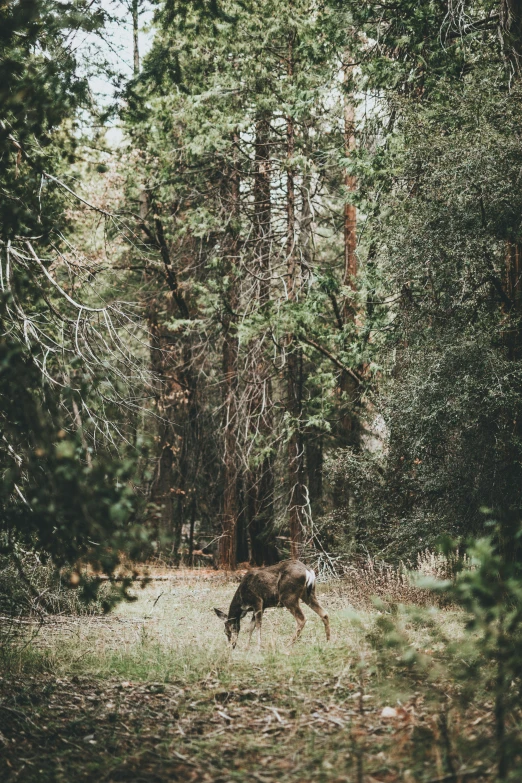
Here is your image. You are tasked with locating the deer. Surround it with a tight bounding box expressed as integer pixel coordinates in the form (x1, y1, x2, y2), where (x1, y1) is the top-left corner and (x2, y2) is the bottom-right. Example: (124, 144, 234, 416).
(213, 559, 330, 649)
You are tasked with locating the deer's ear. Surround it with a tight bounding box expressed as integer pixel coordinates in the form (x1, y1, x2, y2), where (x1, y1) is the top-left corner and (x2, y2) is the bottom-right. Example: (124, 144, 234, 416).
(214, 608, 227, 620)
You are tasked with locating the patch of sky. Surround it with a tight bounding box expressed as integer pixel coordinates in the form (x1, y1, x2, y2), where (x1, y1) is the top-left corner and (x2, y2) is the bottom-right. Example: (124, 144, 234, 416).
(76, 0, 155, 147)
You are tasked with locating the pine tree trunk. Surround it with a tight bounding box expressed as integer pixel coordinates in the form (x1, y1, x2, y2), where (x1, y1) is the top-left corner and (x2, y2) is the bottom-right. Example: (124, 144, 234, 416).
(306, 434, 323, 513)
(220, 304, 238, 569)
(144, 200, 200, 563)
(245, 113, 278, 565)
(286, 37, 305, 558)
(255, 114, 272, 303)
(220, 322, 238, 569)
(188, 493, 196, 566)
(287, 350, 305, 558)
(132, 0, 140, 75)
(343, 59, 357, 313)
(339, 57, 360, 447)
(148, 299, 174, 537)
(174, 371, 199, 564)
(218, 135, 240, 570)
(501, 0, 522, 73)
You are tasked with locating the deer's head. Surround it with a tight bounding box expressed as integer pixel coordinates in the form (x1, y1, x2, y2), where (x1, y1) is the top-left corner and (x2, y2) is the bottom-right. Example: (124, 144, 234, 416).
(214, 608, 242, 648)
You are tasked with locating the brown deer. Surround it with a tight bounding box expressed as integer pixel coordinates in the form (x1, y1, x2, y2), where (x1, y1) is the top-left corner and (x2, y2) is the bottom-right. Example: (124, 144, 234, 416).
(214, 560, 330, 648)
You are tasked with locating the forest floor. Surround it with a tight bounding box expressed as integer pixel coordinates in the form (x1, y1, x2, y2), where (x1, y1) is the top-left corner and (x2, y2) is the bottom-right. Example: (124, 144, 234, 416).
(0, 570, 499, 782)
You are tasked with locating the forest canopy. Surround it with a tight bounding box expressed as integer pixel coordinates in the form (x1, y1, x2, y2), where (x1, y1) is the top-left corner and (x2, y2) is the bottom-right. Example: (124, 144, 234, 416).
(2, 0, 522, 581)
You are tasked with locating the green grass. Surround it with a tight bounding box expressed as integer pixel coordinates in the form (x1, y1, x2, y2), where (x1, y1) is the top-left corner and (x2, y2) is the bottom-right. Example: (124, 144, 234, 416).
(0, 575, 505, 782)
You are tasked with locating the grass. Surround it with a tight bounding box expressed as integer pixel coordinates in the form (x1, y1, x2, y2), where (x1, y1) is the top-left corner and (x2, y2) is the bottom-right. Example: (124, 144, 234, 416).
(0, 571, 509, 782)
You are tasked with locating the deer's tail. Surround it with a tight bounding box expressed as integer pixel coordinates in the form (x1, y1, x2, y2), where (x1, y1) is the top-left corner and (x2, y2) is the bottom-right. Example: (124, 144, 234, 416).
(305, 568, 316, 598)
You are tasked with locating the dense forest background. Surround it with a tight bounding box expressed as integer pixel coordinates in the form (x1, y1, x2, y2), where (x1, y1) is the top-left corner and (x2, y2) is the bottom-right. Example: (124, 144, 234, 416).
(2, 0, 522, 584)
(5, 3, 522, 779)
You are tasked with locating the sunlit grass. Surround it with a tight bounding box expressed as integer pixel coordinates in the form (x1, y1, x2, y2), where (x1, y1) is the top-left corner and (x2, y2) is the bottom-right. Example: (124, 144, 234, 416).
(11, 576, 466, 690)
(29, 580, 365, 680)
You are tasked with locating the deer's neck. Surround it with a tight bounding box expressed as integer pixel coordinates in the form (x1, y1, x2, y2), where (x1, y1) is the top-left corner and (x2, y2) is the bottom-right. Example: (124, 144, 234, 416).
(228, 588, 243, 621)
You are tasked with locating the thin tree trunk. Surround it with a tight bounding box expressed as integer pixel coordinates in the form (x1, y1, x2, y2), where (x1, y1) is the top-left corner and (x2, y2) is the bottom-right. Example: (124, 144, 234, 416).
(220, 316, 239, 569)
(287, 349, 305, 558)
(145, 207, 198, 561)
(306, 434, 323, 512)
(255, 114, 272, 302)
(339, 57, 360, 447)
(219, 134, 240, 570)
(132, 0, 140, 75)
(501, 0, 522, 73)
(343, 58, 357, 312)
(286, 33, 305, 558)
(246, 113, 278, 566)
(148, 299, 174, 537)
(188, 492, 196, 567)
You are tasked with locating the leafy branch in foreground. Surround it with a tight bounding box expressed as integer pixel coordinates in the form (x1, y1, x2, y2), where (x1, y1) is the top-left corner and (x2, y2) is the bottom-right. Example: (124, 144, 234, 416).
(0, 0, 157, 609)
(369, 521, 522, 781)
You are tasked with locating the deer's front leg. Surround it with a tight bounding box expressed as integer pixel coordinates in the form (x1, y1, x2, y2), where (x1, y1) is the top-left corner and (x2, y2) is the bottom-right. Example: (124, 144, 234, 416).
(246, 613, 256, 648)
(253, 600, 263, 650)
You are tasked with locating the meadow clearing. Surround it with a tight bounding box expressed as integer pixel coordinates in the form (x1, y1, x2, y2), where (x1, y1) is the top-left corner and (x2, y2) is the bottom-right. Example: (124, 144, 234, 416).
(0, 569, 500, 783)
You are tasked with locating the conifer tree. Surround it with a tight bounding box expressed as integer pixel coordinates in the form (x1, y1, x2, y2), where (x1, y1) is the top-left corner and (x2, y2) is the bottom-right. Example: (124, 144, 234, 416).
(124, 0, 365, 566)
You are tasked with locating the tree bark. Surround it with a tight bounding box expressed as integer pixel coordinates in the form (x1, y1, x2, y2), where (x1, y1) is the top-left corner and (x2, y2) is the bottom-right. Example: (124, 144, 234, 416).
(144, 204, 199, 562)
(132, 0, 140, 75)
(244, 113, 279, 565)
(220, 312, 239, 569)
(339, 56, 360, 448)
(218, 134, 240, 569)
(501, 0, 522, 73)
(286, 36, 305, 558)
(148, 299, 174, 537)
(254, 114, 272, 303)
(173, 369, 200, 564)
(188, 492, 196, 566)
(306, 433, 323, 513)
(343, 58, 357, 312)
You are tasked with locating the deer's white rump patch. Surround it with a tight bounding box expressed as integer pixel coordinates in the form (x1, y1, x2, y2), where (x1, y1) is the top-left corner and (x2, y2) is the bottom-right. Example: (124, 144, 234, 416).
(305, 569, 316, 589)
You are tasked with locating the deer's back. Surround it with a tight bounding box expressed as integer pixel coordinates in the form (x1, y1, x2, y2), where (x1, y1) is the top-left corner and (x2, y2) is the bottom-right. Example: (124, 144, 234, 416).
(239, 560, 310, 608)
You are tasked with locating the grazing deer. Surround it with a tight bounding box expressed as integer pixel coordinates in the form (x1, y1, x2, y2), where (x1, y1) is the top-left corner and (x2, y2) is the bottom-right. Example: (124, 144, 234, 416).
(214, 559, 330, 649)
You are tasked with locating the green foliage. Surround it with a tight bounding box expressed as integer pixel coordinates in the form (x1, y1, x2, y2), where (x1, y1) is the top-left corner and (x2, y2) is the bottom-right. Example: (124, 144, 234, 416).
(377, 73, 522, 546)
(0, 0, 151, 610)
(118, 0, 377, 555)
(4, 0, 522, 579)
(322, 0, 522, 558)
(0, 0, 107, 241)
(0, 289, 149, 602)
(364, 519, 522, 779)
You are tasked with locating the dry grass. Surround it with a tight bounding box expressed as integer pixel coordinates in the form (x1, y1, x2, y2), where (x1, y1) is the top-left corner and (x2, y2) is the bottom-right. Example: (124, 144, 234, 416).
(3, 570, 468, 691)
(318, 549, 465, 608)
(0, 571, 502, 783)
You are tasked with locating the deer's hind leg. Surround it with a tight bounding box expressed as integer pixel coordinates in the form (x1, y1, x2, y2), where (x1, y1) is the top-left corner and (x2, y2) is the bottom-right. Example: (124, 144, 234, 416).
(303, 590, 330, 641)
(284, 601, 306, 645)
